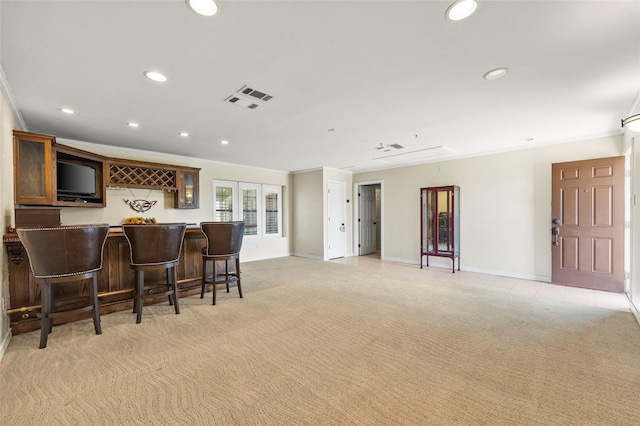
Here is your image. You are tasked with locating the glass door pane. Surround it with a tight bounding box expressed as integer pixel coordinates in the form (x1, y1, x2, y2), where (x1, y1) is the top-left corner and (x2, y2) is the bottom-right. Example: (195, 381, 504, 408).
(437, 189, 451, 252)
(242, 187, 258, 235)
(214, 185, 234, 221)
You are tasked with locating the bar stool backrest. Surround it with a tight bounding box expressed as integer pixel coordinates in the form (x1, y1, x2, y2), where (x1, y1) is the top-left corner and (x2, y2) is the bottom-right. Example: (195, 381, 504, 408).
(122, 223, 187, 266)
(17, 224, 110, 279)
(201, 221, 245, 256)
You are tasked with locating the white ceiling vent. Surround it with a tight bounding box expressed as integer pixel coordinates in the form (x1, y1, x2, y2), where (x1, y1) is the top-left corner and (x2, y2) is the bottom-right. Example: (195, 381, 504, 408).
(225, 85, 274, 110)
(224, 95, 259, 109)
(373, 146, 456, 164)
(238, 85, 274, 102)
(375, 143, 404, 152)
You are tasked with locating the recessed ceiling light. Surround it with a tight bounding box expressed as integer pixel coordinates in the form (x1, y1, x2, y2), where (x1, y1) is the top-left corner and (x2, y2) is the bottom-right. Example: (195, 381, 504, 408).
(446, 0, 478, 21)
(61, 108, 74, 114)
(179, 132, 189, 137)
(127, 122, 139, 128)
(144, 71, 167, 82)
(483, 67, 509, 80)
(220, 140, 229, 145)
(187, 0, 219, 17)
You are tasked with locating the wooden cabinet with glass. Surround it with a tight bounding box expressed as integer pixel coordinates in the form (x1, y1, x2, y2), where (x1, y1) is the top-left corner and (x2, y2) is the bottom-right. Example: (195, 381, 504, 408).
(420, 185, 460, 272)
(13, 131, 55, 205)
(175, 167, 200, 209)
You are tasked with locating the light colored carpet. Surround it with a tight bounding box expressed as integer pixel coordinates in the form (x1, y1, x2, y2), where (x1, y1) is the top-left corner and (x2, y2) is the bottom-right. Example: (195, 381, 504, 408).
(1, 256, 639, 425)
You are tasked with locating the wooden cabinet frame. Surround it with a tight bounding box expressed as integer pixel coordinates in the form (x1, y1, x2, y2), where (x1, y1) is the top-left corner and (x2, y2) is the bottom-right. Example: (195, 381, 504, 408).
(54, 144, 106, 207)
(420, 185, 460, 273)
(106, 158, 200, 209)
(13, 131, 200, 209)
(13, 131, 55, 205)
(175, 167, 200, 209)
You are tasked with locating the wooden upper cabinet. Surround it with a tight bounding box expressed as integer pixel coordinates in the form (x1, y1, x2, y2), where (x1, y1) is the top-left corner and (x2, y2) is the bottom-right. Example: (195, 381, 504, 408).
(14, 130, 199, 209)
(13, 131, 55, 205)
(175, 167, 200, 209)
(13, 130, 106, 207)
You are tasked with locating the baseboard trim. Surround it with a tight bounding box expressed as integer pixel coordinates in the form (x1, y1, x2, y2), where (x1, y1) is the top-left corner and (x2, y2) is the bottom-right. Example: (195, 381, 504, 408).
(0, 331, 11, 362)
(629, 296, 640, 327)
(245, 253, 291, 263)
(292, 253, 324, 261)
(383, 256, 550, 282)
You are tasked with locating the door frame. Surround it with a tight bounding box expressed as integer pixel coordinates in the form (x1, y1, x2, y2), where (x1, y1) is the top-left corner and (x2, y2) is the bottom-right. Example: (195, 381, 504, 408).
(354, 180, 384, 258)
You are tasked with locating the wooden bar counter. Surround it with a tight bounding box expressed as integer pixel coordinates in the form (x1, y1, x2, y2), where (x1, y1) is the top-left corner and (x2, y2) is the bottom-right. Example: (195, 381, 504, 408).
(3, 227, 207, 335)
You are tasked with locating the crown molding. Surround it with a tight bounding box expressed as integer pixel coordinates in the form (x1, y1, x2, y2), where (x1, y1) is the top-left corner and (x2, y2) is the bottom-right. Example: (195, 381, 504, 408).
(0, 64, 27, 130)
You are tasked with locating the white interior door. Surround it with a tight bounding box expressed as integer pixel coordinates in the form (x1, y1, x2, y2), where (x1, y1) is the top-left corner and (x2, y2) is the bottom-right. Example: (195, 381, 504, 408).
(359, 185, 377, 255)
(328, 181, 346, 259)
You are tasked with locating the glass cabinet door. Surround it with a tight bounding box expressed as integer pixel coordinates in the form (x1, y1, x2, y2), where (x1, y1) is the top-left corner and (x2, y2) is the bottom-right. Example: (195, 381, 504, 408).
(176, 167, 200, 209)
(13, 131, 54, 205)
(421, 189, 435, 252)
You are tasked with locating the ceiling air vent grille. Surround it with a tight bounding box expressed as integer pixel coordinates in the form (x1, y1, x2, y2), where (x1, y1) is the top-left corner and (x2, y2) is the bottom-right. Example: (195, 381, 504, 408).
(239, 85, 274, 101)
(224, 95, 260, 109)
(225, 85, 274, 109)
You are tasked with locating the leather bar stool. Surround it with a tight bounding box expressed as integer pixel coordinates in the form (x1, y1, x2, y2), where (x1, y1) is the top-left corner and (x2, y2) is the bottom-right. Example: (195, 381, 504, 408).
(17, 224, 110, 349)
(122, 223, 187, 323)
(200, 221, 245, 305)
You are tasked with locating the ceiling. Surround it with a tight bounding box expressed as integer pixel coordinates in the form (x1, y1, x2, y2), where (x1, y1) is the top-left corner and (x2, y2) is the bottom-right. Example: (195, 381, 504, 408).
(2, 1, 639, 173)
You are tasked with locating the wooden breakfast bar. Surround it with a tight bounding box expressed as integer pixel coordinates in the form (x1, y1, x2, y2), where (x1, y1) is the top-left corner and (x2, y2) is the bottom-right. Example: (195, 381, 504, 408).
(3, 227, 208, 335)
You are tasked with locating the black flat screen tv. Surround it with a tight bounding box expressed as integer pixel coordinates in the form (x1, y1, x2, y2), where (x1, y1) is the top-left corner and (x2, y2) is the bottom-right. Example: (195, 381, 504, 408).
(57, 161, 96, 196)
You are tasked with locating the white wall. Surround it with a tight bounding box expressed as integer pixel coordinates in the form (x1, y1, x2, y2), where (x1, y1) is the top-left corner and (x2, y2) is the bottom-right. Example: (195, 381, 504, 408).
(291, 168, 354, 260)
(354, 135, 624, 280)
(0, 80, 19, 358)
(292, 169, 324, 259)
(38, 138, 293, 262)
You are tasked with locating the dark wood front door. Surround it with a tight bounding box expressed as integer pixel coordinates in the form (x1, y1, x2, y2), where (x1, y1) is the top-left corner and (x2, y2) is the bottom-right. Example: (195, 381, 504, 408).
(551, 156, 625, 292)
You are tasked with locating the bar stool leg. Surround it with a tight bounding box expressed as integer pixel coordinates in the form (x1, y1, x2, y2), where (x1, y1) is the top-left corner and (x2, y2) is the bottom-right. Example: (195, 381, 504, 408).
(171, 266, 180, 315)
(236, 258, 243, 299)
(136, 269, 144, 324)
(201, 258, 207, 299)
(167, 268, 174, 306)
(39, 282, 53, 349)
(48, 283, 54, 334)
(212, 263, 217, 305)
(90, 274, 102, 335)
